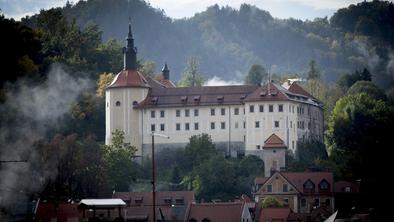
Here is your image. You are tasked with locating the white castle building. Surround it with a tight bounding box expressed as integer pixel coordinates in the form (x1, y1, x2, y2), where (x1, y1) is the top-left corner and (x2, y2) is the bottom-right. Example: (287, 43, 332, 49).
(105, 24, 324, 159)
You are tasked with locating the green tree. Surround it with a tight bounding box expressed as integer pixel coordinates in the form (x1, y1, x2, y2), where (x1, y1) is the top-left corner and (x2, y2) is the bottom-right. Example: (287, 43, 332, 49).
(245, 64, 267, 85)
(347, 80, 386, 101)
(337, 68, 371, 91)
(102, 130, 138, 192)
(307, 60, 320, 80)
(138, 60, 156, 77)
(178, 57, 204, 87)
(184, 134, 217, 171)
(261, 196, 283, 208)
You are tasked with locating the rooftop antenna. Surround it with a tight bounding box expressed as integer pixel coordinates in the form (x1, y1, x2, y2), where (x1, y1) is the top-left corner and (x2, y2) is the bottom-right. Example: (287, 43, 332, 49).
(267, 70, 271, 95)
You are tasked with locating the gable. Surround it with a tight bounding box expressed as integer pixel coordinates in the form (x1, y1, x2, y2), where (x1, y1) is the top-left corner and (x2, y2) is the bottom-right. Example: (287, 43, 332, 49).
(257, 172, 299, 194)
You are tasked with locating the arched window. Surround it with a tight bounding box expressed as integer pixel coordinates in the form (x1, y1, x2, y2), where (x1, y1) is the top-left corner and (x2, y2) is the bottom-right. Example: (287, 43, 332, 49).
(115, 101, 121, 106)
(202, 218, 211, 222)
(319, 179, 330, 190)
(189, 218, 197, 222)
(304, 179, 315, 189)
(133, 101, 138, 106)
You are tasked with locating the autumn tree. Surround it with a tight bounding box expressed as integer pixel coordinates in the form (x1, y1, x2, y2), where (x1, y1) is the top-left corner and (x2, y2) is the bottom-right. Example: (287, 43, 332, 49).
(178, 57, 204, 87)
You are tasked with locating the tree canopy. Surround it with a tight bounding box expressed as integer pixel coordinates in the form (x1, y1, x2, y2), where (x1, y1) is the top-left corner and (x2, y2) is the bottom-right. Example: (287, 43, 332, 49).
(244, 64, 267, 85)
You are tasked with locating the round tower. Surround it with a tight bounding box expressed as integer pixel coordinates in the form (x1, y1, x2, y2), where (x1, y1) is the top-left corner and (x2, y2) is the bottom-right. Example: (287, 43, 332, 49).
(105, 23, 150, 156)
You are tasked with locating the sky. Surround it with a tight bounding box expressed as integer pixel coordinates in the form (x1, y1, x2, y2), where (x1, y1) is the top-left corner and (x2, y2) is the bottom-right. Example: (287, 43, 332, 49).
(0, 0, 388, 21)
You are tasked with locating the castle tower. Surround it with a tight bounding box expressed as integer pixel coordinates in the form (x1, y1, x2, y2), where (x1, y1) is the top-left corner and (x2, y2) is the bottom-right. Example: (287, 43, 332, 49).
(105, 23, 150, 156)
(262, 134, 287, 177)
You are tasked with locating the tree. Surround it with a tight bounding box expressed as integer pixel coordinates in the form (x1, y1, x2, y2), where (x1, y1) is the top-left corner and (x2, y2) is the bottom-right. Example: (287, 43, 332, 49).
(184, 134, 217, 171)
(296, 139, 328, 162)
(261, 196, 283, 208)
(102, 130, 138, 192)
(96, 72, 114, 97)
(138, 60, 156, 77)
(347, 80, 386, 101)
(245, 64, 267, 85)
(307, 60, 320, 80)
(178, 57, 204, 87)
(337, 68, 371, 91)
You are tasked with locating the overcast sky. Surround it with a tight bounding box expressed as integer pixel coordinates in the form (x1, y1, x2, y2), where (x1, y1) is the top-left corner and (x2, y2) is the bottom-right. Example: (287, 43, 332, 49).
(0, 0, 389, 21)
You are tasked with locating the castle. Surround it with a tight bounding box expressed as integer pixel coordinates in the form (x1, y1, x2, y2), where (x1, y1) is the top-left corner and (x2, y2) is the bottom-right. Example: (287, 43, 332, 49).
(105, 24, 324, 161)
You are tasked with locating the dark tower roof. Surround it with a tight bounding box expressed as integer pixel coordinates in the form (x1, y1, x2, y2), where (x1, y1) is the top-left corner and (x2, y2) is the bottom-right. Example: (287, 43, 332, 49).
(123, 22, 137, 70)
(162, 63, 170, 80)
(107, 24, 149, 89)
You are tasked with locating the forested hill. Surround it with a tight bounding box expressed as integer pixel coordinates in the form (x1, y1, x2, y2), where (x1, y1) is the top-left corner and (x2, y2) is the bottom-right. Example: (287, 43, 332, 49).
(27, 0, 394, 88)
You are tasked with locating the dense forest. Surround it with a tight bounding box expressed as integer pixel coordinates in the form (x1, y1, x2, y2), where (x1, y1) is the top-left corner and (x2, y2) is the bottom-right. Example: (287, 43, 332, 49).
(1, 0, 394, 220)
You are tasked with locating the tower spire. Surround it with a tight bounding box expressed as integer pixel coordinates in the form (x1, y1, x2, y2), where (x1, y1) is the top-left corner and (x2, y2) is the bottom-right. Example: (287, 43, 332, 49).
(162, 63, 170, 80)
(123, 20, 137, 70)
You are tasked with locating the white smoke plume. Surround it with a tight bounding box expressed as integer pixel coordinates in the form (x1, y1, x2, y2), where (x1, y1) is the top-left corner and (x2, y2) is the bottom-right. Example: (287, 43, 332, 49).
(0, 65, 93, 220)
(204, 76, 243, 86)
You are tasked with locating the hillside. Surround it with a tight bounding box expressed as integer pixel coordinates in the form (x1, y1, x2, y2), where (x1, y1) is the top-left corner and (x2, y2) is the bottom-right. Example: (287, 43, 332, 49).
(18, 0, 394, 89)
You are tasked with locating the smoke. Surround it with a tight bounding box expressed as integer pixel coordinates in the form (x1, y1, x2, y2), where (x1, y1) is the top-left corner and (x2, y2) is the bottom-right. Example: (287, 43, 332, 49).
(0, 65, 93, 219)
(204, 76, 242, 86)
(387, 53, 394, 78)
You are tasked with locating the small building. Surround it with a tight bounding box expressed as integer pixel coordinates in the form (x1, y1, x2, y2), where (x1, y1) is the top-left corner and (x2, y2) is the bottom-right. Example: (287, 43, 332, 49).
(113, 191, 195, 222)
(184, 202, 252, 222)
(79, 199, 126, 221)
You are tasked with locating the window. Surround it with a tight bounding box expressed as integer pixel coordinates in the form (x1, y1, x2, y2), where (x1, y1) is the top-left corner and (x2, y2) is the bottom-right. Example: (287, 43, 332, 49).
(255, 121, 260, 128)
(176, 123, 180, 131)
(176, 110, 180, 117)
(160, 124, 165, 131)
(221, 122, 225, 129)
(185, 123, 190, 131)
(283, 198, 289, 204)
(151, 111, 155, 118)
(211, 122, 215, 130)
(175, 198, 184, 204)
(290, 121, 293, 128)
(115, 101, 121, 106)
(151, 124, 155, 132)
(292, 106, 295, 113)
(278, 104, 283, 112)
(243, 121, 246, 129)
(259, 105, 264, 112)
(164, 197, 172, 204)
(194, 122, 199, 130)
(319, 180, 330, 190)
(292, 141, 294, 149)
(221, 108, 225, 115)
(133, 101, 138, 106)
(325, 198, 331, 207)
(234, 108, 239, 115)
(274, 121, 279, 128)
(194, 109, 199, 116)
(249, 105, 254, 113)
(304, 180, 315, 190)
(344, 187, 351, 192)
(301, 198, 306, 207)
(256, 145, 260, 150)
(235, 122, 239, 129)
(283, 184, 288, 192)
(134, 197, 143, 204)
(314, 198, 320, 207)
(211, 108, 215, 116)
(160, 110, 165, 118)
(269, 105, 273, 112)
(267, 184, 272, 192)
(185, 109, 190, 117)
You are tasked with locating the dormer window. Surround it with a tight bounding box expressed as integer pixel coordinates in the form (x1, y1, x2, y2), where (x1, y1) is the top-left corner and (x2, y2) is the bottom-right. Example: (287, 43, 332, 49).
(151, 97, 158, 104)
(181, 96, 187, 102)
(217, 96, 224, 102)
(193, 96, 200, 102)
(240, 95, 246, 100)
(304, 179, 315, 190)
(164, 197, 172, 204)
(175, 197, 184, 205)
(319, 179, 330, 190)
(260, 91, 267, 96)
(270, 90, 278, 96)
(134, 197, 143, 204)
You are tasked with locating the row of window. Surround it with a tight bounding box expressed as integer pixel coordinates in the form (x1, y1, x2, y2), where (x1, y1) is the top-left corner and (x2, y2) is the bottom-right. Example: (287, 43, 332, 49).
(265, 180, 330, 193)
(254, 121, 280, 128)
(249, 104, 283, 113)
(150, 121, 231, 132)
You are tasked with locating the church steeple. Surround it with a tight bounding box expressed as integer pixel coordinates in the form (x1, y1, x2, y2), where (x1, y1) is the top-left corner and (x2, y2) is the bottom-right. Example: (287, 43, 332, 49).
(123, 22, 137, 70)
(162, 63, 170, 80)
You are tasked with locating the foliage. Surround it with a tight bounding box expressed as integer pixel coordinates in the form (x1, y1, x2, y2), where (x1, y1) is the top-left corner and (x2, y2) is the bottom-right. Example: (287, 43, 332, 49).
(245, 64, 267, 85)
(296, 139, 328, 162)
(261, 196, 283, 208)
(307, 60, 320, 80)
(138, 60, 156, 77)
(347, 80, 386, 101)
(337, 68, 371, 91)
(183, 134, 217, 171)
(102, 130, 138, 192)
(178, 57, 204, 87)
(96, 72, 114, 97)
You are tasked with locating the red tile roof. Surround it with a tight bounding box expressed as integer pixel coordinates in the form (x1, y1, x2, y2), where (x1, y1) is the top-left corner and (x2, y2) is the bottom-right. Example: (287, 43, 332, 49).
(36, 202, 80, 222)
(263, 134, 287, 149)
(280, 172, 334, 195)
(185, 202, 245, 222)
(259, 207, 291, 222)
(107, 69, 150, 88)
(245, 83, 290, 102)
(255, 177, 269, 185)
(160, 79, 176, 88)
(113, 191, 195, 206)
(288, 82, 318, 101)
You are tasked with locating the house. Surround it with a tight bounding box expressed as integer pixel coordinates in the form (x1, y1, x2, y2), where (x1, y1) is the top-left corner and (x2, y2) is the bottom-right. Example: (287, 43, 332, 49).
(254, 171, 335, 214)
(105, 24, 324, 158)
(113, 191, 195, 222)
(184, 202, 252, 222)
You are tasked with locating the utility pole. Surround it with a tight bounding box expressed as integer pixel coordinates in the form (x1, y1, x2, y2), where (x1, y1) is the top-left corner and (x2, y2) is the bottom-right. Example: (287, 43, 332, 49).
(150, 132, 169, 222)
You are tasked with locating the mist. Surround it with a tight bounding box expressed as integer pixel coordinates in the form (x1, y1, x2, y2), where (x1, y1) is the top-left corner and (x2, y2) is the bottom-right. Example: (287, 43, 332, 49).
(204, 76, 243, 86)
(0, 65, 93, 220)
